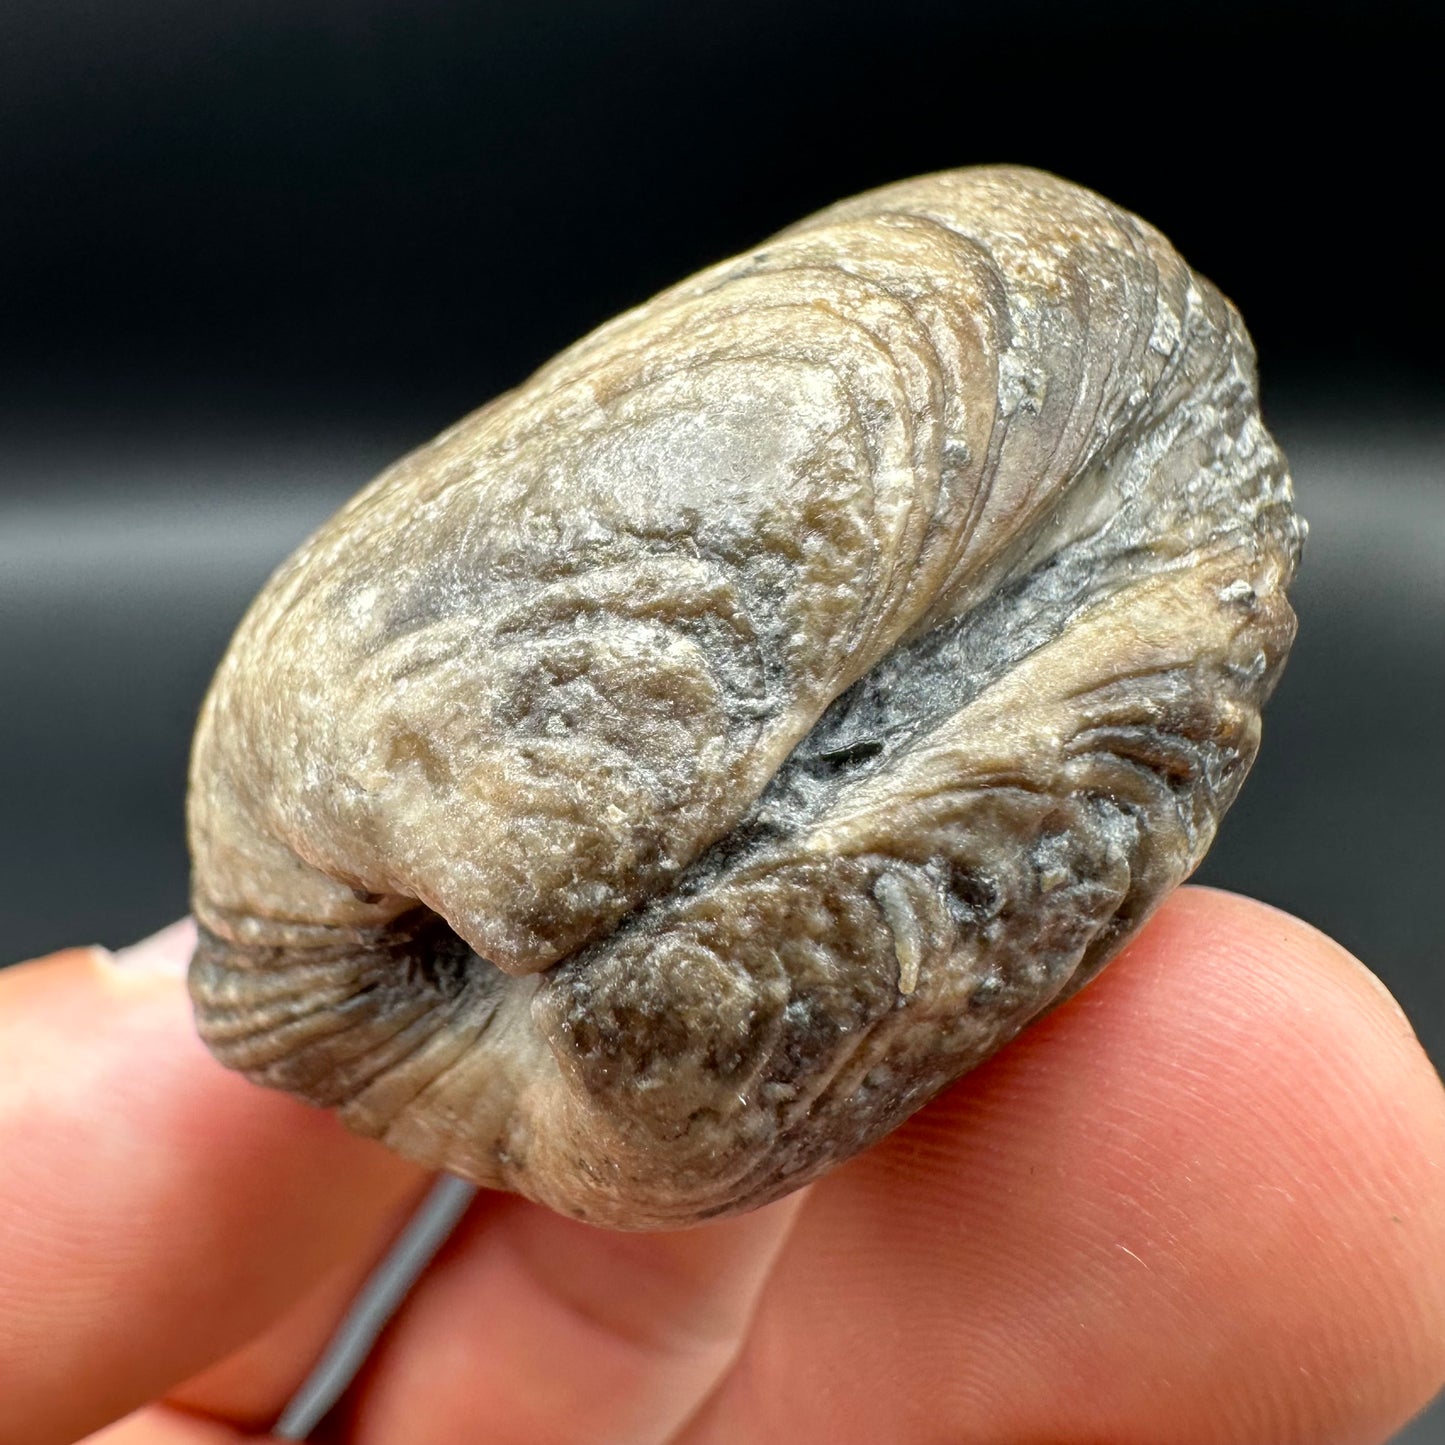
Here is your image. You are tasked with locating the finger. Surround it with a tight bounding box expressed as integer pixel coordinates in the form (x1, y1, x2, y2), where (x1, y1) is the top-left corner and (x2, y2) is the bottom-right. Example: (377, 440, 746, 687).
(161, 1257, 395, 1432)
(0, 927, 428, 1445)
(331, 1187, 806, 1445)
(681, 887, 1445, 1445)
(81, 1223, 439, 1439)
(80, 1407, 250, 1445)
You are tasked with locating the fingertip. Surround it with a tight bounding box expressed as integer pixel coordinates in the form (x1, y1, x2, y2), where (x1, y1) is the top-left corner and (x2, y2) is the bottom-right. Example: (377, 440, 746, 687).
(706, 887, 1445, 1445)
(1135, 885, 1424, 1050)
(1058, 885, 1445, 1440)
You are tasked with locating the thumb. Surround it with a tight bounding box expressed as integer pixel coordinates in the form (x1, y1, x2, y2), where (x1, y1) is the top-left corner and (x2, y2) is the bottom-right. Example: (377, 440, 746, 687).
(0, 925, 426, 1445)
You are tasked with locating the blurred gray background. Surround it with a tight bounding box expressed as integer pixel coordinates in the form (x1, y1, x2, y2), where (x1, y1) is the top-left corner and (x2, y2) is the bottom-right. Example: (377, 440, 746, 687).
(2, 0, 1441, 1438)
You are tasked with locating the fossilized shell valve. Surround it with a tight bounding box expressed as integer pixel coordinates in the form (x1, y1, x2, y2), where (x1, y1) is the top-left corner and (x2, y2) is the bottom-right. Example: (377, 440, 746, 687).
(188, 166, 1303, 1228)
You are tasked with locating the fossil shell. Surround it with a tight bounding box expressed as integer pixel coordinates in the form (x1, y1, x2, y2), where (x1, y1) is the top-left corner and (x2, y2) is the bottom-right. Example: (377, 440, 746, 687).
(188, 166, 1303, 1228)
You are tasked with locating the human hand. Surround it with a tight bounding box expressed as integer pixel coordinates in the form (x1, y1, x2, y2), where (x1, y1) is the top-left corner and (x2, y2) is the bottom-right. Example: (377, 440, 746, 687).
(2, 889, 1442, 1445)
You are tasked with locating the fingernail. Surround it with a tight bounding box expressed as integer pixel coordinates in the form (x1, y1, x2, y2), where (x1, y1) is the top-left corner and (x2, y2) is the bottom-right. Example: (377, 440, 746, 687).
(108, 918, 198, 978)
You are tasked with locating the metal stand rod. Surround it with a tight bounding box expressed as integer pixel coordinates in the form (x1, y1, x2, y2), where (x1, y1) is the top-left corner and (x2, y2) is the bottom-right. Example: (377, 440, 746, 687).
(273, 1173, 480, 1439)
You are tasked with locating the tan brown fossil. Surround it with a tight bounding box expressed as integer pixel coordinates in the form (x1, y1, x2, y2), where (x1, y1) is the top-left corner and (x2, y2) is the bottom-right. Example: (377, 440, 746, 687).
(188, 165, 1303, 1229)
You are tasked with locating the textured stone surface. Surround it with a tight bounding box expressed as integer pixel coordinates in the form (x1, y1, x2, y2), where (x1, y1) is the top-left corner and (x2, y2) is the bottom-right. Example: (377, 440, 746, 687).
(188, 165, 1303, 1228)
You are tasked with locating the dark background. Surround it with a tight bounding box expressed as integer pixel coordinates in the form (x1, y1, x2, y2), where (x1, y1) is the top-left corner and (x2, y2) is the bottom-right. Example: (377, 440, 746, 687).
(2, 1, 1441, 1435)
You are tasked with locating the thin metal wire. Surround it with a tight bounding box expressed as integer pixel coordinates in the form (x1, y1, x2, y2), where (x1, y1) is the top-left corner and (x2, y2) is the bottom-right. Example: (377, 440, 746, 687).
(272, 1173, 480, 1440)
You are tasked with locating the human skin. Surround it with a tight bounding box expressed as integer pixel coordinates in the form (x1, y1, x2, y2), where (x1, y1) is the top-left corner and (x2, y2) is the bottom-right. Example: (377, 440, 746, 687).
(0, 888, 1442, 1445)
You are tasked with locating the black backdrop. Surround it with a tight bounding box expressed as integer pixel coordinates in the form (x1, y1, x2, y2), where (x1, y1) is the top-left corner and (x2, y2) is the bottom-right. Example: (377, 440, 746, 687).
(2, 2, 1442, 1436)
(3, 0, 1442, 422)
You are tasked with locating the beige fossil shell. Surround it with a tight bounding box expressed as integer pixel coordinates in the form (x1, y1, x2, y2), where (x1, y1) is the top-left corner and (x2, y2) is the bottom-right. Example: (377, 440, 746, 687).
(188, 165, 1303, 1228)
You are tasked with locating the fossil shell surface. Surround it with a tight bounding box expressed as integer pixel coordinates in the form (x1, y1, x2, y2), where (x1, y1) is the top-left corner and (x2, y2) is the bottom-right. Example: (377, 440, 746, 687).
(188, 166, 1303, 1228)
